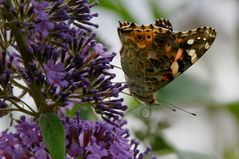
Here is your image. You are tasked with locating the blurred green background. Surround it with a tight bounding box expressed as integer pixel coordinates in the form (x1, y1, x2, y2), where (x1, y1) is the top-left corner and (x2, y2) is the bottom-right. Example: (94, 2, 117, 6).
(89, 0, 239, 159)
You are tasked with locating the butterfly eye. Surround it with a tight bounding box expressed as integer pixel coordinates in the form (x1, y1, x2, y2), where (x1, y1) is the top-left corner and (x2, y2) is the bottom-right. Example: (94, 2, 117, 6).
(136, 35, 145, 42)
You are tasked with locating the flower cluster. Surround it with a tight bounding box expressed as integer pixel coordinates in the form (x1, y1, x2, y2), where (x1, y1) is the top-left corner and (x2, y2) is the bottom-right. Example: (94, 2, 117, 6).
(0, 0, 127, 124)
(0, 113, 151, 159)
(0, 0, 155, 158)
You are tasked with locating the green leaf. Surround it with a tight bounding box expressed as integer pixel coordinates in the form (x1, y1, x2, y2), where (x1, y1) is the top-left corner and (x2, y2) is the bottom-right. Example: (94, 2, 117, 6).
(223, 148, 239, 159)
(226, 102, 239, 120)
(150, 135, 175, 154)
(66, 103, 97, 120)
(149, 0, 165, 19)
(94, 0, 135, 22)
(39, 112, 65, 159)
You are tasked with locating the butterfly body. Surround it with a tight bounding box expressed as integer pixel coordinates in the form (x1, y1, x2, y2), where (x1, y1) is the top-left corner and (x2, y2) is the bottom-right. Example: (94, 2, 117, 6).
(118, 19, 216, 105)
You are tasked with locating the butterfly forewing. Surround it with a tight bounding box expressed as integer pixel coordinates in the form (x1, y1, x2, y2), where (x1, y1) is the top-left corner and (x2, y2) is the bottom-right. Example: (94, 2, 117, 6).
(167, 27, 217, 77)
(176, 27, 216, 63)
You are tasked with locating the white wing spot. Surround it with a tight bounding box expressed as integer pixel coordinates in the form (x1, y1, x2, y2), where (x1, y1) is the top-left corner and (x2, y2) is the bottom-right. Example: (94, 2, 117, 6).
(182, 31, 189, 34)
(209, 33, 215, 38)
(203, 38, 206, 41)
(187, 39, 194, 45)
(197, 37, 201, 40)
(187, 49, 197, 63)
(191, 53, 198, 63)
(192, 28, 197, 32)
(205, 42, 210, 49)
(170, 61, 179, 77)
(188, 49, 196, 56)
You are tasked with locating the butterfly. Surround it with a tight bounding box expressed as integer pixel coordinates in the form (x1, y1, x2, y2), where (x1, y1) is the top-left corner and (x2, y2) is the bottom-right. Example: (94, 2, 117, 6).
(118, 18, 216, 105)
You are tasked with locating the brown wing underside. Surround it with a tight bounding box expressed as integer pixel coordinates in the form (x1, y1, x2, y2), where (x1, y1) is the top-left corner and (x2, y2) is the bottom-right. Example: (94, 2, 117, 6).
(118, 19, 216, 104)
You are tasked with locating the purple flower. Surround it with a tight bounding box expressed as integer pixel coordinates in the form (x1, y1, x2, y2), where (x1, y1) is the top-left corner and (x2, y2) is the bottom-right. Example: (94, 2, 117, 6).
(0, 117, 48, 158)
(0, 115, 152, 159)
(0, 1, 5, 5)
(44, 59, 69, 88)
(31, 0, 54, 37)
(93, 43, 106, 55)
(85, 143, 109, 159)
(31, 0, 49, 13)
(0, 0, 127, 122)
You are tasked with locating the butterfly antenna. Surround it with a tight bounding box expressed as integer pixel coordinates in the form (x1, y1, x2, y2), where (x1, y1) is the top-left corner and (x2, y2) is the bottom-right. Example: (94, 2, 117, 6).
(140, 105, 152, 119)
(158, 99, 197, 116)
(155, 102, 176, 112)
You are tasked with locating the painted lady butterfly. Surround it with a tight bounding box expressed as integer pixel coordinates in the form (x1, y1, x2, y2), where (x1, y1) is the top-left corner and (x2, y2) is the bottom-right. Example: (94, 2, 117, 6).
(118, 18, 216, 105)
